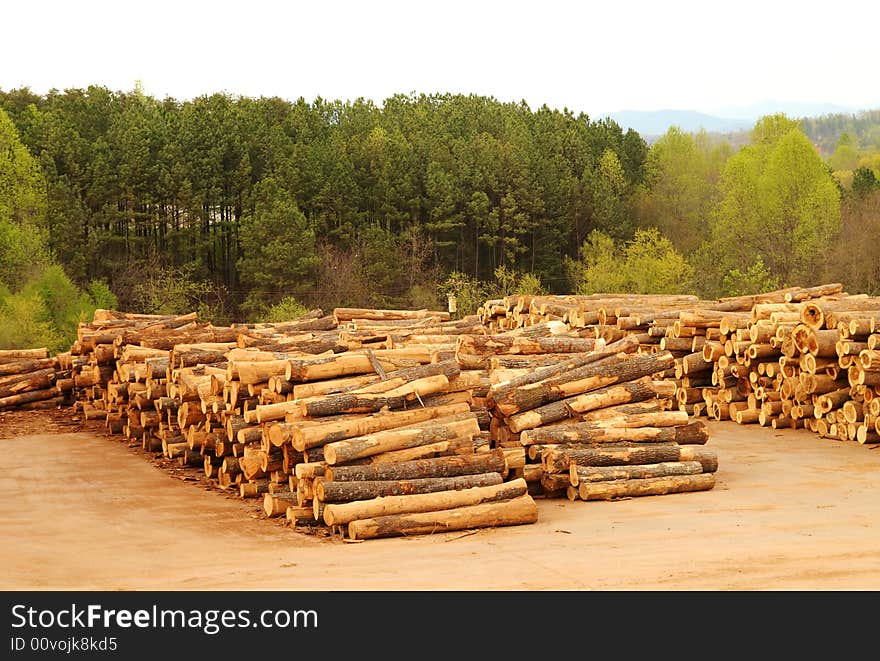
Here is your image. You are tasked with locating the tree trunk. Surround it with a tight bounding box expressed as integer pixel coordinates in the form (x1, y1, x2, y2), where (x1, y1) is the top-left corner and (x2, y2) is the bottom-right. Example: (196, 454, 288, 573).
(347, 493, 538, 540)
(302, 375, 450, 417)
(507, 377, 674, 433)
(316, 472, 503, 503)
(492, 351, 675, 417)
(520, 421, 708, 446)
(290, 402, 470, 450)
(323, 478, 527, 526)
(570, 460, 706, 485)
(457, 335, 605, 369)
(542, 443, 718, 473)
(576, 473, 715, 501)
(326, 449, 505, 482)
(323, 416, 480, 464)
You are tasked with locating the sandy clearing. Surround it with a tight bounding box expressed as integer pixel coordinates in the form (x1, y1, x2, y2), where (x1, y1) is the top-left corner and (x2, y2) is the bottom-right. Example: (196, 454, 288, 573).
(2, 420, 880, 590)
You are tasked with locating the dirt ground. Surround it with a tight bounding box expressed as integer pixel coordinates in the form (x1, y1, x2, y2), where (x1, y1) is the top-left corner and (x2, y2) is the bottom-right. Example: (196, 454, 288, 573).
(2, 411, 880, 590)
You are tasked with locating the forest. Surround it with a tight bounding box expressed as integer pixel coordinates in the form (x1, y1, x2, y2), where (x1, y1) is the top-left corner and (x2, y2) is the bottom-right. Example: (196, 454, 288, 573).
(1, 86, 879, 351)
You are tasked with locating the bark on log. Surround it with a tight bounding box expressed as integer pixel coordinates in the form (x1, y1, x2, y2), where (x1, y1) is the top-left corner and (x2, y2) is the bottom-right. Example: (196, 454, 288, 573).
(302, 375, 450, 417)
(316, 472, 503, 503)
(570, 460, 706, 486)
(347, 493, 538, 540)
(488, 336, 640, 401)
(507, 377, 673, 433)
(456, 335, 605, 369)
(0, 348, 48, 362)
(324, 478, 527, 526)
(576, 473, 715, 500)
(0, 387, 62, 410)
(542, 443, 718, 473)
(492, 351, 675, 417)
(367, 436, 474, 464)
(0, 357, 56, 377)
(323, 416, 480, 464)
(520, 420, 708, 446)
(326, 449, 506, 482)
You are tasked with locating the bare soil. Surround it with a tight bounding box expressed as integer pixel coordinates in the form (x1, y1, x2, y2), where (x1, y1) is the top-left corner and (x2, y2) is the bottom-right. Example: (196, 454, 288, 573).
(2, 413, 880, 590)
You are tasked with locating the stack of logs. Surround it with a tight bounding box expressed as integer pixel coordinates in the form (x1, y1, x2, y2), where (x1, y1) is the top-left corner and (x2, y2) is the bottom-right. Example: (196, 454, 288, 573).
(478, 334, 718, 500)
(29, 285, 880, 540)
(0, 348, 70, 411)
(685, 290, 880, 444)
(64, 307, 539, 540)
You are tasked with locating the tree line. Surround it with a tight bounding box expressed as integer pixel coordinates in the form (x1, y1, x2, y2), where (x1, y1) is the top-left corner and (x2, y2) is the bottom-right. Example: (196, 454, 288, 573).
(1, 85, 879, 351)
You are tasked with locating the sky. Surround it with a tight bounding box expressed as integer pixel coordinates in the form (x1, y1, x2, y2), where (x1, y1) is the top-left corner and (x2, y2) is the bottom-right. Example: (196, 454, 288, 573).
(2, 0, 878, 117)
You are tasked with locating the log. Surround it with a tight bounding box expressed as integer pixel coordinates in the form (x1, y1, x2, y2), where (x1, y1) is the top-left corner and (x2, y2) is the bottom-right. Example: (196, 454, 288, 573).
(263, 491, 298, 517)
(0, 368, 55, 398)
(347, 493, 538, 540)
(316, 472, 503, 503)
(334, 308, 450, 323)
(570, 460, 706, 486)
(576, 473, 715, 500)
(290, 402, 471, 451)
(302, 374, 450, 417)
(0, 357, 56, 377)
(542, 443, 718, 473)
(487, 336, 640, 404)
(456, 335, 605, 369)
(324, 478, 528, 526)
(0, 387, 60, 410)
(367, 436, 474, 464)
(520, 421, 708, 446)
(286, 353, 419, 382)
(0, 348, 48, 362)
(326, 449, 506, 482)
(491, 350, 674, 416)
(323, 416, 480, 464)
(507, 377, 673, 433)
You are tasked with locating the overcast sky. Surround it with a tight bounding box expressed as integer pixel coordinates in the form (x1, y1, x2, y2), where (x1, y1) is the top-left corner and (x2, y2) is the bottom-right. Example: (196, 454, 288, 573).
(3, 0, 878, 116)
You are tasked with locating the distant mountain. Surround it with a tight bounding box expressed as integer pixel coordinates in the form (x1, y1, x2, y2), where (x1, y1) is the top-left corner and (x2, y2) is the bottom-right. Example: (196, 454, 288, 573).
(606, 110, 753, 138)
(710, 101, 860, 121)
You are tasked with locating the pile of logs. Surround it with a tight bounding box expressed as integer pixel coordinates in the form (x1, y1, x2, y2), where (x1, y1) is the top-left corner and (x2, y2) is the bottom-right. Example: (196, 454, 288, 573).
(478, 330, 718, 500)
(25, 285, 880, 540)
(685, 289, 880, 444)
(62, 306, 538, 540)
(0, 348, 69, 411)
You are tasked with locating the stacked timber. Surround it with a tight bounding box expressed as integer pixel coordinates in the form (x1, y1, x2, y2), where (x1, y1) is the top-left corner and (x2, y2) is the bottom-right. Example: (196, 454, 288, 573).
(481, 330, 716, 500)
(682, 285, 880, 445)
(68, 306, 537, 539)
(0, 348, 68, 411)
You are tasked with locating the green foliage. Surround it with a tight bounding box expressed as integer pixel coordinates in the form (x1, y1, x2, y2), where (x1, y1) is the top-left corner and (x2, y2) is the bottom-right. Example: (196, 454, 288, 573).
(441, 271, 490, 319)
(265, 296, 309, 323)
(238, 176, 319, 317)
(86, 279, 118, 310)
(636, 128, 728, 254)
(0, 107, 46, 225)
(566, 228, 693, 295)
(721, 256, 778, 297)
(703, 118, 841, 296)
(25, 264, 96, 348)
(131, 263, 223, 322)
(0, 289, 63, 352)
(0, 216, 51, 287)
(492, 265, 546, 297)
